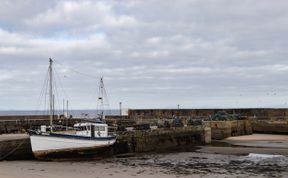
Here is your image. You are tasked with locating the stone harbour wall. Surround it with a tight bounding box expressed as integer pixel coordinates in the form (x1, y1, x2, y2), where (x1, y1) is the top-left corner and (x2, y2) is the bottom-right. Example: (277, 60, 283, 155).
(0, 116, 81, 134)
(0, 126, 211, 160)
(117, 126, 211, 153)
(252, 120, 288, 134)
(205, 120, 253, 140)
(129, 108, 288, 135)
(128, 108, 288, 120)
(0, 136, 33, 160)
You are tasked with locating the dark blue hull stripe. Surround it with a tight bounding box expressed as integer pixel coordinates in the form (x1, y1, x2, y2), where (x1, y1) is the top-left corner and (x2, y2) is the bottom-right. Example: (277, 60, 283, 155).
(31, 133, 116, 141)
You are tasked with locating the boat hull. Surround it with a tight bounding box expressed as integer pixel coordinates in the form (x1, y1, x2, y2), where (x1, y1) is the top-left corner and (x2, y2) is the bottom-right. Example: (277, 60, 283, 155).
(30, 134, 116, 160)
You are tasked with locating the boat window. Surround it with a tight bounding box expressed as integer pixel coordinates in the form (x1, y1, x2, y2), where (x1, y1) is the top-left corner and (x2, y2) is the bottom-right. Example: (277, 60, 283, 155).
(77, 126, 86, 131)
(76, 126, 92, 131)
(95, 126, 105, 131)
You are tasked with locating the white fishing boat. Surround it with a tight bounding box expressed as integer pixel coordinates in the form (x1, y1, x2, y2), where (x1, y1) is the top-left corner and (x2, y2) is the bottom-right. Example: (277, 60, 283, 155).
(30, 122, 116, 159)
(29, 59, 116, 160)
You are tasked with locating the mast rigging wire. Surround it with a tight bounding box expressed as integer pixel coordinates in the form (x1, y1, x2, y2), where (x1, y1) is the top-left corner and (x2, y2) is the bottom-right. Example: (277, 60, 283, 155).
(53, 60, 99, 80)
(35, 59, 110, 117)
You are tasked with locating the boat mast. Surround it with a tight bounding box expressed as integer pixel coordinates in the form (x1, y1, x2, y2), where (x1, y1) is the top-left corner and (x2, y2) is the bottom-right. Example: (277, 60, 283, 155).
(97, 77, 109, 120)
(98, 77, 104, 119)
(49, 58, 53, 132)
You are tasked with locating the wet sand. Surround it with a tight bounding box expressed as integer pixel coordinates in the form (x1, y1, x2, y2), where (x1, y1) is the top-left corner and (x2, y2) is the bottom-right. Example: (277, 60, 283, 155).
(222, 134, 288, 148)
(199, 134, 288, 156)
(1, 134, 288, 178)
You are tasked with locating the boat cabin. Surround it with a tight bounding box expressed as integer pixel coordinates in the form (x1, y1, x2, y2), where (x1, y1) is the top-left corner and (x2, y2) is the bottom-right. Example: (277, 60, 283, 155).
(74, 122, 108, 137)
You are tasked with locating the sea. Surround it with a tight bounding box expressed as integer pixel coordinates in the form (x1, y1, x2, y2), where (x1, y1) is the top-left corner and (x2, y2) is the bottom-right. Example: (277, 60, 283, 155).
(0, 109, 125, 118)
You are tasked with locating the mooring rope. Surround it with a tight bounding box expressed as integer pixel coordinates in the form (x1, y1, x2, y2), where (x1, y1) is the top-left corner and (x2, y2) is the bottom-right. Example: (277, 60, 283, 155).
(0, 138, 27, 161)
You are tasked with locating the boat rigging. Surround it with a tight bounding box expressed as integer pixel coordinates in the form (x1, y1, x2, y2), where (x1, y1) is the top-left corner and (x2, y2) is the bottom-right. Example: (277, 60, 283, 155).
(29, 58, 117, 160)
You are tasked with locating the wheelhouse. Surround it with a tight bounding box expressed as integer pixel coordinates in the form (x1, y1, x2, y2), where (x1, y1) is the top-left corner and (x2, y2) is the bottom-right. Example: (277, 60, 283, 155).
(74, 122, 108, 137)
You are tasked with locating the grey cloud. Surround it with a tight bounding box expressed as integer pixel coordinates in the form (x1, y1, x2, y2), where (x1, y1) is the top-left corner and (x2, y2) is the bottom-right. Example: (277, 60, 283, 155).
(0, 0, 288, 109)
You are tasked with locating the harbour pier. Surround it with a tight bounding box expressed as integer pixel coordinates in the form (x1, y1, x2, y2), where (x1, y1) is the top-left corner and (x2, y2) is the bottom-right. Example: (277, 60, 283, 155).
(1, 107, 288, 160)
(0, 126, 211, 160)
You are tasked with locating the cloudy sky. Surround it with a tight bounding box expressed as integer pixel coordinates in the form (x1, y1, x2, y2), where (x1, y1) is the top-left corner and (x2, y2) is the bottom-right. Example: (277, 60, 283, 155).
(0, 0, 288, 110)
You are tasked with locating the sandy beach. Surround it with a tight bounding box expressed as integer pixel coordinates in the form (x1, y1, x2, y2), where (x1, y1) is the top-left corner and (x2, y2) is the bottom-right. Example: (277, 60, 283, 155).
(1, 134, 288, 178)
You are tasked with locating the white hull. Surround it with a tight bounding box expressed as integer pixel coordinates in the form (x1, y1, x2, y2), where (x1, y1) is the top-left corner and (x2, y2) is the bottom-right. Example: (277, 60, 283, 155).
(30, 134, 116, 159)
